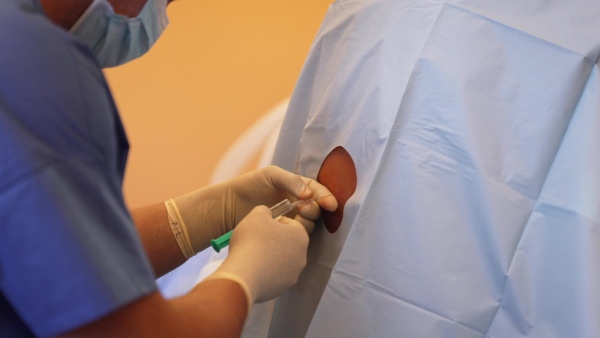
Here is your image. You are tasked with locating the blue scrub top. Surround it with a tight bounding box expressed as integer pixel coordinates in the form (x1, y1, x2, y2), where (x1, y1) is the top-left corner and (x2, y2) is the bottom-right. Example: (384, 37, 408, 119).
(0, 1, 157, 336)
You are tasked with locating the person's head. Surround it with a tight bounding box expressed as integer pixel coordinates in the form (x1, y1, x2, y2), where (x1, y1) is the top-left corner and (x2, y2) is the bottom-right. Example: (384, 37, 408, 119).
(40, 0, 174, 68)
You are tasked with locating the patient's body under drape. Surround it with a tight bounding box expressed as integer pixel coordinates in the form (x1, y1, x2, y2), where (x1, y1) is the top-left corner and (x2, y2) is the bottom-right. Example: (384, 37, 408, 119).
(244, 1, 600, 337)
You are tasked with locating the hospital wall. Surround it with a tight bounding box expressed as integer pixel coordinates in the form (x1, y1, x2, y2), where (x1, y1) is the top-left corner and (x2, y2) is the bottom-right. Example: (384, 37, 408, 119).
(104, 0, 330, 208)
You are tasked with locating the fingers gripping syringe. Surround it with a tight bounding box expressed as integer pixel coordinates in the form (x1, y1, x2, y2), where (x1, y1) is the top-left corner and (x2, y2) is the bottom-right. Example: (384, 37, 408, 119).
(210, 198, 314, 253)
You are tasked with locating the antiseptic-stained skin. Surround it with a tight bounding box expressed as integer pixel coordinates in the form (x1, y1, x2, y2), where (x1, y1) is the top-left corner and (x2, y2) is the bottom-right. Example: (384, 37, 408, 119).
(317, 146, 357, 233)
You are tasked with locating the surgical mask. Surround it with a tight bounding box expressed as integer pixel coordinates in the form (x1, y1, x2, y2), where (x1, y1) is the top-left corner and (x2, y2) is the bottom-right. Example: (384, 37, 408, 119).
(70, 0, 169, 68)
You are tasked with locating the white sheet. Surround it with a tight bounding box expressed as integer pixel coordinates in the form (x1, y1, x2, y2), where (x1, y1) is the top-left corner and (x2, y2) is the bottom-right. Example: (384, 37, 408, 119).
(246, 0, 600, 337)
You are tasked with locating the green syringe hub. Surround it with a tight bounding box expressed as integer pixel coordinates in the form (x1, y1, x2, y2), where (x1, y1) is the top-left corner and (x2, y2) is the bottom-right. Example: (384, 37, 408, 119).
(211, 231, 232, 253)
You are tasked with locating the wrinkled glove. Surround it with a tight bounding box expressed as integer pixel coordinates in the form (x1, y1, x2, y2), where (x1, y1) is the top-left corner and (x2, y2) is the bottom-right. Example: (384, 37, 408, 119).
(205, 205, 311, 307)
(165, 166, 337, 259)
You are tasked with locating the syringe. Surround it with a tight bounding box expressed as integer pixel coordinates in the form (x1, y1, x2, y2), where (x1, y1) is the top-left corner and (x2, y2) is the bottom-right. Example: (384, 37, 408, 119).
(210, 198, 314, 253)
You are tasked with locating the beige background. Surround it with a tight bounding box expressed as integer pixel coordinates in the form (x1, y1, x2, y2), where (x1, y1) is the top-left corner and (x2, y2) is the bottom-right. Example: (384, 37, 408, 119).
(104, 0, 331, 208)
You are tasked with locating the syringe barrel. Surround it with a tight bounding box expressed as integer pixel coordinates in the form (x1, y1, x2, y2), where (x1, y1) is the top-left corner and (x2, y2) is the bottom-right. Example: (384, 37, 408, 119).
(270, 199, 293, 219)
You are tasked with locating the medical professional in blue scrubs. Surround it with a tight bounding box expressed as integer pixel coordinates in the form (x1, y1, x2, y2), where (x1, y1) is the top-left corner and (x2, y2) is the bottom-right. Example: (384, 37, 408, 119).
(0, 0, 338, 336)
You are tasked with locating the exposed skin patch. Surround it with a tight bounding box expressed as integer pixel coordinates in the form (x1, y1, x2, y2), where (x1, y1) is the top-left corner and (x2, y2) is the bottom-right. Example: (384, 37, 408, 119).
(317, 146, 357, 233)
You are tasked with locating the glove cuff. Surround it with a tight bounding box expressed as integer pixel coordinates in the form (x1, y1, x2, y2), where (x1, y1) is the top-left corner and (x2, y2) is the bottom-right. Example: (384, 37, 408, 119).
(206, 271, 254, 314)
(165, 199, 196, 260)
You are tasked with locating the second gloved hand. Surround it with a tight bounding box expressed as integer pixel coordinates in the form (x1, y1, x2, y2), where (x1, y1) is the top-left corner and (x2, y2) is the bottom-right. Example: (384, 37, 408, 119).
(166, 166, 337, 257)
(205, 205, 311, 304)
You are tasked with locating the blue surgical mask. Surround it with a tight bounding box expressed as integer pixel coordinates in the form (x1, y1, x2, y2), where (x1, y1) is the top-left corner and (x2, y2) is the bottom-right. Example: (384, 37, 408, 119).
(70, 0, 169, 68)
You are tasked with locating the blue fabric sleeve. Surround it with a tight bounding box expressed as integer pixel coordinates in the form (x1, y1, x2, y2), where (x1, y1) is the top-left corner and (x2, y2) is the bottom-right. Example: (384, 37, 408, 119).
(0, 157, 158, 337)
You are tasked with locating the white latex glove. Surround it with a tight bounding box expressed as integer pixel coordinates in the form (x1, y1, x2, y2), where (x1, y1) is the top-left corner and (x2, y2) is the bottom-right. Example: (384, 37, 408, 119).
(165, 166, 337, 258)
(205, 205, 311, 305)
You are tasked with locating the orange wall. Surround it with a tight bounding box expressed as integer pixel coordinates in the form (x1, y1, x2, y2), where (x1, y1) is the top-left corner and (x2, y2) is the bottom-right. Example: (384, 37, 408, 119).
(104, 0, 331, 208)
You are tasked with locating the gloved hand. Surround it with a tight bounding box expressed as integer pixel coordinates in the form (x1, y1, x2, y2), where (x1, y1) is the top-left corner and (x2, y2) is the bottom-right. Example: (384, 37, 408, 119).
(164, 166, 338, 258)
(205, 205, 311, 305)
